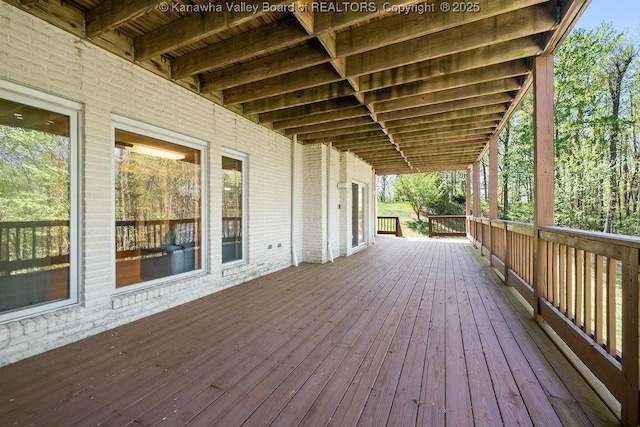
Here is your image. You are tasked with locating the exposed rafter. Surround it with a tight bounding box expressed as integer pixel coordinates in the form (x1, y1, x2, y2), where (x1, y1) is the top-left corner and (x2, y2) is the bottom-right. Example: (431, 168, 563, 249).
(5, 0, 590, 174)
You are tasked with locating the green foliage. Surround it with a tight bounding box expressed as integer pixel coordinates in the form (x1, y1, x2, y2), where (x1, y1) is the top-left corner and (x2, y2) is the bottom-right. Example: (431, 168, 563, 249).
(494, 23, 640, 236)
(392, 171, 465, 221)
(115, 148, 201, 221)
(0, 126, 70, 222)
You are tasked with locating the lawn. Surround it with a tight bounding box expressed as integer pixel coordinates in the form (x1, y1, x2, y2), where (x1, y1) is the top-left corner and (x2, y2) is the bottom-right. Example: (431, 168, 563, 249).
(377, 201, 429, 238)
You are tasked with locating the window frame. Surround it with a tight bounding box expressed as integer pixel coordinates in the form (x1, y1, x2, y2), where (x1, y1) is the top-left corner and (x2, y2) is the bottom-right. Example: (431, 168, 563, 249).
(221, 148, 248, 267)
(0, 79, 81, 322)
(351, 179, 368, 249)
(110, 115, 208, 294)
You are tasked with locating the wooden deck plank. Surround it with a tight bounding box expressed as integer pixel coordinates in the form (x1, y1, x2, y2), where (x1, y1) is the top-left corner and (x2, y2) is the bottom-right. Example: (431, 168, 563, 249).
(138, 244, 415, 426)
(17, 262, 353, 425)
(468, 247, 620, 426)
(385, 242, 436, 425)
(443, 242, 474, 426)
(83, 257, 377, 426)
(180, 242, 418, 425)
(350, 241, 432, 426)
(0, 264, 322, 414)
(0, 237, 617, 427)
(416, 247, 446, 427)
(453, 243, 507, 426)
(460, 252, 533, 426)
(257, 240, 431, 426)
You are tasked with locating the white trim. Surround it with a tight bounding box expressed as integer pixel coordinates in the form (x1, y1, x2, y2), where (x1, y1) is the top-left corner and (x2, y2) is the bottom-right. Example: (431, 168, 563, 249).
(351, 179, 368, 249)
(110, 116, 208, 295)
(0, 80, 81, 323)
(221, 147, 248, 267)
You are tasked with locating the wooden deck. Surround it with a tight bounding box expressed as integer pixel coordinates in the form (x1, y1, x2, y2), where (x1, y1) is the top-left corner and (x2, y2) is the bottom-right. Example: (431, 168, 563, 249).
(0, 237, 619, 426)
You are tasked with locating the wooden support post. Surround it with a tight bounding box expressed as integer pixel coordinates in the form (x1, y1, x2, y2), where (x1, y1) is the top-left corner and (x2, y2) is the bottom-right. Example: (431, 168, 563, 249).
(473, 161, 481, 248)
(488, 135, 498, 265)
(466, 168, 471, 238)
(489, 135, 498, 219)
(533, 54, 554, 321)
(621, 248, 639, 427)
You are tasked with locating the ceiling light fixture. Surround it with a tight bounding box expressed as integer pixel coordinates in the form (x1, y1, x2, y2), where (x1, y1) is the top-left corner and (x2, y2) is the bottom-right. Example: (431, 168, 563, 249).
(116, 141, 186, 160)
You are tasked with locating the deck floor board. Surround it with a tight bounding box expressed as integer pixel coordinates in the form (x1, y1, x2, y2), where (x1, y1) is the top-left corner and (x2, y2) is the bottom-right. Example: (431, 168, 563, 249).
(0, 237, 620, 426)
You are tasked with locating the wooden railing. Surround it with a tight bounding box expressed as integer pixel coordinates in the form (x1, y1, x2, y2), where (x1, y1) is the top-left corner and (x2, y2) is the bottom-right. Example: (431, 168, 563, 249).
(115, 218, 199, 259)
(427, 215, 466, 237)
(469, 217, 640, 425)
(377, 216, 403, 237)
(1, 219, 201, 272)
(0, 220, 70, 273)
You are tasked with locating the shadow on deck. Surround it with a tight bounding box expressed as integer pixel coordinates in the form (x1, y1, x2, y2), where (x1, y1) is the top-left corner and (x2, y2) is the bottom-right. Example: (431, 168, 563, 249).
(0, 237, 619, 426)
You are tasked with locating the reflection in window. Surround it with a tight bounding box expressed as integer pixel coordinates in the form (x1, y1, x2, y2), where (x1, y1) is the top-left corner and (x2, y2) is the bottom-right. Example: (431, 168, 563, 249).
(114, 129, 202, 287)
(351, 182, 366, 247)
(0, 98, 72, 313)
(222, 156, 243, 263)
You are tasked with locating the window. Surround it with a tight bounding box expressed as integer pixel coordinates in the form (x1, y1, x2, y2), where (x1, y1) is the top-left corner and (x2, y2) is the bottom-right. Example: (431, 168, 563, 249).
(222, 153, 245, 264)
(0, 81, 79, 319)
(113, 118, 205, 289)
(351, 182, 366, 248)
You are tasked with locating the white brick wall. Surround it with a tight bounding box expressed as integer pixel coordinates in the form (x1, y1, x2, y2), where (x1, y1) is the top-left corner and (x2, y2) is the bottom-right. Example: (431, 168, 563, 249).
(301, 144, 326, 262)
(0, 4, 296, 366)
(340, 152, 376, 256)
(0, 3, 377, 366)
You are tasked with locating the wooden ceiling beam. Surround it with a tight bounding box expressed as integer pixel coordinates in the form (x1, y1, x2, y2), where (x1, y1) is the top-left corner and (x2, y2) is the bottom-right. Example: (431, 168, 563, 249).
(359, 35, 543, 91)
(410, 164, 470, 173)
(134, 0, 290, 61)
(242, 81, 355, 115)
(331, 139, 394, 150)
(333, 140, 398, 150)
(297, 123, 383, 140)
(391, 123, 497, 137)
(273, 105, 370, 130)
(200, 44, 330, 93)
(376, 93, 513, 122)
(223, 64, 341, 104)
(401, 141, 487, 152)
(345, 3, 557, 77)
(365, 61, 529, 104)
(284, 116, 375, 136)
(398, 139, 487, 150)
(300, 130, 389, 144)
(392, 129, 495, 145)
(337, 0, 547, 57)
(171, 17, 311, 79)
(388, 117, 501, 136)
(258, 96, 361, 123)
(383, 105, 507, 128)
(405, 152, 484, 162)
(86, 0, 159, 38)
(313, 0, 415, 32)
(372, 78, 521, 114)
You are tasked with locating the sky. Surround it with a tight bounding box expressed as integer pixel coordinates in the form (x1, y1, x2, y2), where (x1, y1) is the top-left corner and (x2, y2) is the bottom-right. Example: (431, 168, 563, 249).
(575, 0, 640, 34)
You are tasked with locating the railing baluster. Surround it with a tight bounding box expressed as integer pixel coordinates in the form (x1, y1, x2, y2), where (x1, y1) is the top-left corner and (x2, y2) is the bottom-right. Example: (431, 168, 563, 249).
(584, 252, 593, 337)
(567, 246, 575, 321)
(595, 254, 604, 347)
(560, 244, 567, 314)
(575, 249, 584, 328)
(606, 258, 617, 357)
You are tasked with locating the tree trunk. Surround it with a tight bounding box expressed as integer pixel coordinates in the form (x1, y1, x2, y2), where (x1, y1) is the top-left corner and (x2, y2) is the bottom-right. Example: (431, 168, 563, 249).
(604, 46, 634, 233)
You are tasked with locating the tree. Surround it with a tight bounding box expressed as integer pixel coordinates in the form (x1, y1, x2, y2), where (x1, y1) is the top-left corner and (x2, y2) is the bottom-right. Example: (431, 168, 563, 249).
(392, 172, 465, 220)
(377, 175, 393, 202)
(604, 44, 636, 233)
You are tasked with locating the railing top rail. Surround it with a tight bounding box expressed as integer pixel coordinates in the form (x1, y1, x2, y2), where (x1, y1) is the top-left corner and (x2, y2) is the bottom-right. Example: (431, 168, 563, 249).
(428, 215, 466, 220)
(377, 216, 400, 220)
(0, 220, 69, 228)
(540, 225, 640, 253)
